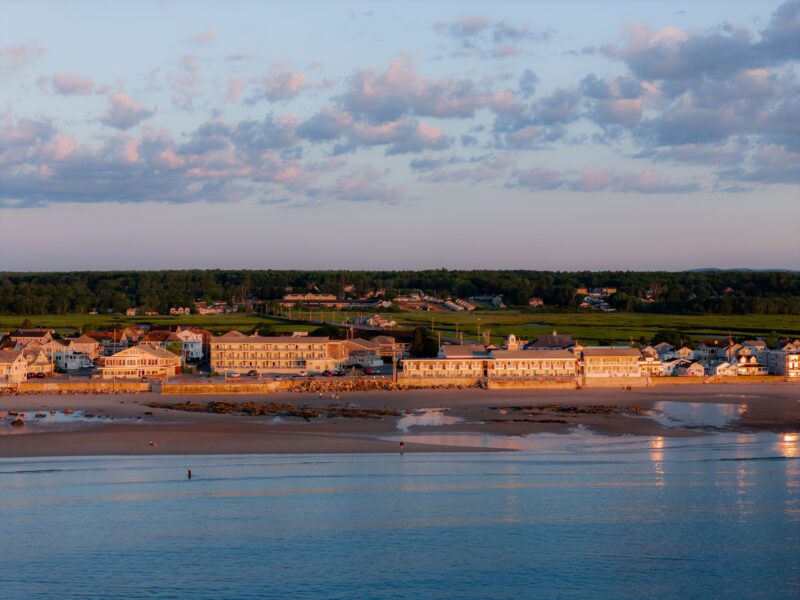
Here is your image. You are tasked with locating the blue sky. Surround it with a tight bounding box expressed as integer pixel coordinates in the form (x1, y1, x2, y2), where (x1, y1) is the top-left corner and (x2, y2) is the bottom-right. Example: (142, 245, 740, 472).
(1, 0, 798, 270)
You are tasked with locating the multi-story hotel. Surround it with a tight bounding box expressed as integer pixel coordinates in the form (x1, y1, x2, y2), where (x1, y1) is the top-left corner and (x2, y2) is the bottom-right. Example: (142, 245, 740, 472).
(580, 347, 643, 379)
(210, 331, 343, 374)
(486, 349, 577, 381)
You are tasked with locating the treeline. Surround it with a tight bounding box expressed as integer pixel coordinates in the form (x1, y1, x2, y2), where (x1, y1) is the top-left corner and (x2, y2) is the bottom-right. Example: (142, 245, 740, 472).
(0, 269, 798, 315)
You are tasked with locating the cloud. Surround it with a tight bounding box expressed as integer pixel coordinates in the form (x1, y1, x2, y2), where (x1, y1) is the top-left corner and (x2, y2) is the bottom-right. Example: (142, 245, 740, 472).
(320, 165, 405, 203)
(100, 94, 154, 130)
(718, 143, 800, 184)
(226, 78, 245, 102)
(511, 166, 564, 190)
(51, 73, 95, 95)
(434, 17, 553, 59)
(0, 43, 45, 71)
(571, 166, 699, 193)
(341, 55, 491, 121)
(168, 55, 201, 109)
(186, 28, 216, 45)
(258, 66, 307, 101)
(417, 153, 513, 183)
(230, 114, 300, 153)
(518, 69, 539, 98)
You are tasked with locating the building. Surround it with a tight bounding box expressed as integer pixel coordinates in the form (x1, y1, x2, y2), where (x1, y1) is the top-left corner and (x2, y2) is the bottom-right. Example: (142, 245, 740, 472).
(169, 306, 191, 315)
(210, 331, 342, 374)
(704, 361, 739, 376)
(86, 328, 141, 356)
(736, 355, 768, 376)
(0, 350, 27, 386)
(9, 329, 52, 345)
(486, 349, 577, 381)
(581, 347, 643, 380)
(67, 335, 102, 360)
(353, 314, 397, 329)
(56, 349, 94, 371)
(525, 331, 578, 351)
(174, 328, 204, 361)
(672, 360, 705, 377)
(343, 338, 383, 367)
(22, 347, 54, 377)
(528, 297, 544, 307)
(99, 346, 181, 379)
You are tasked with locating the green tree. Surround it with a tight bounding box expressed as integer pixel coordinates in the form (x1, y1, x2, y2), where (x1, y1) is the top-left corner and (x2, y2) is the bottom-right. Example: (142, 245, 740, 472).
(409, 327, 439, 358)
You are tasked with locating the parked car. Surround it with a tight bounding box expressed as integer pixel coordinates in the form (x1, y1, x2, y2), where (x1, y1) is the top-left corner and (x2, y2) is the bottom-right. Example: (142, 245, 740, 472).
(227, 372, 240, 378)
(297, 370, 308, 377)
(35, 372, 46, 378)
(333, 370, 345, 377)
(363, 368, 377, 375)
(322, 370, 334, 377)
(246, 370, 258, 377)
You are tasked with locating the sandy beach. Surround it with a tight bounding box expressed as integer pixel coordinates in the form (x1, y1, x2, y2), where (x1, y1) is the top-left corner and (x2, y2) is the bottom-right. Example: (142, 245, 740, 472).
(1, 383, 798, 457)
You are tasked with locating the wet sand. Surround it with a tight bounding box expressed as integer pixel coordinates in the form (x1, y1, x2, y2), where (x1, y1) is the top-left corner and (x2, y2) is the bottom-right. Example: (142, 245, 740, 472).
(1, 384, 798, 457)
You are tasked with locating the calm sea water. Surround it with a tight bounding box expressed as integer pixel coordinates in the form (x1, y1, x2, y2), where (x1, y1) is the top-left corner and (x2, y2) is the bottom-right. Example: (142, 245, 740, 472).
(1, 432, 798, 599)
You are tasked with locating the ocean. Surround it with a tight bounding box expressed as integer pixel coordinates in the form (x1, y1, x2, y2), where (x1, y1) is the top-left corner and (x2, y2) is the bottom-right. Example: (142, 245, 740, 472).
(1, 431, 798, 599)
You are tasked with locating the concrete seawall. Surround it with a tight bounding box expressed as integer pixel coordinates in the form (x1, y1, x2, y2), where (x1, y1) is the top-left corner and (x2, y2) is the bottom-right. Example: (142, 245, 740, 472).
(16, 381, 149, 393)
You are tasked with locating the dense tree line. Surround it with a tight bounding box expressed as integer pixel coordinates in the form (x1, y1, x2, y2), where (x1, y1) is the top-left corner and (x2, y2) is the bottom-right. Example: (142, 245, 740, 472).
(0, 269, 798, 315)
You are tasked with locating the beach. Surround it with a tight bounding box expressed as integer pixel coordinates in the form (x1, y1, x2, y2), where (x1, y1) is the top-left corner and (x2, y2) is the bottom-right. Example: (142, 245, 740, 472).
(0, 383, 798, 457)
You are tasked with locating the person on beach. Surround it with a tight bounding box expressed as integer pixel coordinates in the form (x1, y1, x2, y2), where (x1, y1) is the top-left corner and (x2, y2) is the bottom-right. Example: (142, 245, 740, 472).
(187, 469, 192, 480)
(400, 442, 405, 455)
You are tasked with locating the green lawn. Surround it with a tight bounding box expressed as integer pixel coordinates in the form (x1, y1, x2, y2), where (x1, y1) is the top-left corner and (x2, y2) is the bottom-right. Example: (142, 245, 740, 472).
(2, 311, 798, 345)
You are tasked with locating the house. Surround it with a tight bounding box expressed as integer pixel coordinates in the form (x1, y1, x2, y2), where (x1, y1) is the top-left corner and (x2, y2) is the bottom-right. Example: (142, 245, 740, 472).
(67, 335, 101, 360)
(30, 338, 68, 361)
(675, 346, 694, 360)
(85, 328, 141, 356)
(737, 355, 768, 376)
(653, 342, 675, 359)
(528, 297, 544, 307)
(56, 349, 94, 371)
(169, 306, 191, 316)
(353, 314, 397, 329)
(22, 347, 54, 377)
(210, 332, 343, 374)
(125, 308, 137, 316)
(486, 349, 577, 381)
(766, 343, 800, 377)
(174, 328, 204, 361)
(742, 339, 768, 360)
(704, 361, 739, 376)
(580, 347, 643, 380)
(372, 335, 408, 358)
(639, 354, 665, 377)
(99, 346, 181, 379)
(0, 350, 27, 386)
(672, 360, 705, 377)
(140, 330, 182, 350)
(9, 329, 53, 345)
(343, 338, 383, 367)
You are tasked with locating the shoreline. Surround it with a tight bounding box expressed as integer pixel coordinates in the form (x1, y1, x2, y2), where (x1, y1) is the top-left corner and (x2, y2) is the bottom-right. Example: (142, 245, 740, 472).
(1, 384, 798, 458)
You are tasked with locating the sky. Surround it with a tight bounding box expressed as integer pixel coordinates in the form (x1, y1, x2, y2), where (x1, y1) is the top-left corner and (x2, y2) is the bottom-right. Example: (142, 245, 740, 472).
(0, 0, 798, 271)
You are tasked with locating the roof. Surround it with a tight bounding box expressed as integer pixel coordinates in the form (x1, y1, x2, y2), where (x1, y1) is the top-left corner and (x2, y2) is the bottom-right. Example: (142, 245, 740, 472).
(440, 344, 489, 359)
(345, 338, 381, 350)
(212, 332, 330, 344)
(582, 347, 642, 358)
(742, 340, 767, 348)
(142, 331, 181, 343)
(70, 335, 99, 345)
(492, 349, 575, 360)
(0, 350, 24, 363)
(526, 334, 575, 349)
(10, 329, 50, 338)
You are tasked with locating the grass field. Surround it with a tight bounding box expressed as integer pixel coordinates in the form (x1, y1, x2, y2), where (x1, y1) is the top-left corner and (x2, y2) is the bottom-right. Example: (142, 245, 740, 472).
(2, 311, 798, 345)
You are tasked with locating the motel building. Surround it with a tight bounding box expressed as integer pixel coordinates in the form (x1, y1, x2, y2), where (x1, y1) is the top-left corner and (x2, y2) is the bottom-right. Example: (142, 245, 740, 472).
(401, 345, 489, 379)
(99, 346, 181, 379)
(580, 347, 644, 381)
(486, 349, 578, 381)
(210, 331, 343, 374)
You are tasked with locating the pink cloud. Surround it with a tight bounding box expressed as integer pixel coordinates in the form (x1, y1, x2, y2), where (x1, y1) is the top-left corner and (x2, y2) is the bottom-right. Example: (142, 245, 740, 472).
(0, 43, 45, 71)
(575, 166, 615, 191)
(262, 67, 307, 100)
(186, 28, 216, 45)
(52, 73, 95, 96)
(100, 94, 154, 130)
(226, 78, 245, 102)
(42, 133, 77, 161)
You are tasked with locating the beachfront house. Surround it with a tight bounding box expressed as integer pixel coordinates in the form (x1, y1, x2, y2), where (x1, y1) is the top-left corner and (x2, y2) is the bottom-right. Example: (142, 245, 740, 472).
(99, 346, 181, 379)
(486, 349, 577, 382)
(580, 347, 644, 382)
(0, 350, 28, 386)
